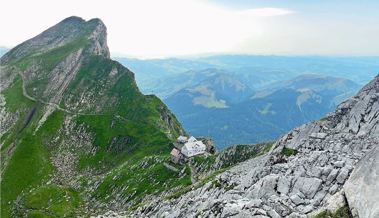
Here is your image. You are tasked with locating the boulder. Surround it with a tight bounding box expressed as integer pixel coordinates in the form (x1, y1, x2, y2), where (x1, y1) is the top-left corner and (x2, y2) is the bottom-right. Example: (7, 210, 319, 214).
(292, 177, 322, 199)
(326, 169, 339, 185)
(277, 176, 291, 195)
(310, 132, 327, 139)
(290, 194, 304, 206)
(334, 160, 345, 168)
(336, 168, 349, 184)
(344, 146, 379, 218)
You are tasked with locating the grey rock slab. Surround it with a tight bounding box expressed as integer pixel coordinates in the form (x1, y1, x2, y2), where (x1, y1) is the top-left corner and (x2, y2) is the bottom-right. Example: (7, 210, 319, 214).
(277, 176, 291, 195)
(326, 169, 339, 185)
(345, 146, 379, 218)
(290, 194, 304, 206)
(292, 177, 322, 199)
(312, 190, 327, 206)
(328, 184, 338, 194)
(298, 204, 314, 214)
(333, 160, 345, 168)
(267, 209, 281, 218)
(310, 132, 327, 139)
(336, 167, 350, 184)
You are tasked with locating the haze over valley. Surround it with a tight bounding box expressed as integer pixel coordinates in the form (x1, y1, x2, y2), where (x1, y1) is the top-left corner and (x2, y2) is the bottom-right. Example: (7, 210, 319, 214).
(116, 56, 377, 148)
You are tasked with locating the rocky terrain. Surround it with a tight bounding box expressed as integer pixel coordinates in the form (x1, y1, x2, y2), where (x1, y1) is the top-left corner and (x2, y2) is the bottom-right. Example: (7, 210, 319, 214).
(124, 74, 379, 217)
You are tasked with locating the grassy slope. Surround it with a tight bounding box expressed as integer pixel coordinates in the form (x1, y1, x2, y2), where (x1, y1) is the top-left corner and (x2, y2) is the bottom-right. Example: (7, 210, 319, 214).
(1, 39, 90, 218)
(93, 156, 192, 208)
(68, 57, 190, 209)
(16, 185, 82, 217)
(1, 92, 65, 217)
(1, 35, 185, 216)
(0, 77, 35, 154)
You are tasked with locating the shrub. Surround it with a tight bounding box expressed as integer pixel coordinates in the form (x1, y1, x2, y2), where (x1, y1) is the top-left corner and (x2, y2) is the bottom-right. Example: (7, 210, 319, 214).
(281, 147, 298, 156)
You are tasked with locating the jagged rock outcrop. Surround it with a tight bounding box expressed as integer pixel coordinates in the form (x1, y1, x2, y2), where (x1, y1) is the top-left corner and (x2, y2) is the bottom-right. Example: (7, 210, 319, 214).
(124, 75, 379, 217)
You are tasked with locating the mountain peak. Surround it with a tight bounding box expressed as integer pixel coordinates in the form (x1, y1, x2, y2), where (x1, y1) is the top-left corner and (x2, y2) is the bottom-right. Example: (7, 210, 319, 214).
(1, 16, 109, 63)
(60, 16, 85, 24)
(85, 18, 110, 58)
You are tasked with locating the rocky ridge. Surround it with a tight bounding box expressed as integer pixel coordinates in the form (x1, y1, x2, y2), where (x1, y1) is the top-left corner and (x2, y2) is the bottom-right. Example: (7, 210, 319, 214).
(124, 74, 379, 217)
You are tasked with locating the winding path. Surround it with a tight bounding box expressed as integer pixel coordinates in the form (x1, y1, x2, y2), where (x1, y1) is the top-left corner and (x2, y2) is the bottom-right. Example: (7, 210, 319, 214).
(5, 72, 132, 156)
(18, 72, 111, 117)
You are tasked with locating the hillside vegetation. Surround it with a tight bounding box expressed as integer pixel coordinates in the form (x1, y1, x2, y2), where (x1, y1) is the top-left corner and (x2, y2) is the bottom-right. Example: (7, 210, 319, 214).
(0, 16, 186, 217)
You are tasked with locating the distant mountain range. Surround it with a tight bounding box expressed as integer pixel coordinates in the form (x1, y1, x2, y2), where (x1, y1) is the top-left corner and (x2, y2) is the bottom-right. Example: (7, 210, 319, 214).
(114, 56, 378, 149)
(165, 72, 360, 148)
(116, 55, 379, 99)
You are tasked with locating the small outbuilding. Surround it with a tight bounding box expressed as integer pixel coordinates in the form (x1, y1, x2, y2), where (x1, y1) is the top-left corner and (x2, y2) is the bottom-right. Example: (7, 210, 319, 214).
(170, 148, 182, 164)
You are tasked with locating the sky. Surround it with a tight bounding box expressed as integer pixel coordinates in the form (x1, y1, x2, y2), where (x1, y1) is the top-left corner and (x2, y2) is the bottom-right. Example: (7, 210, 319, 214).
(1, 0, 379, 58)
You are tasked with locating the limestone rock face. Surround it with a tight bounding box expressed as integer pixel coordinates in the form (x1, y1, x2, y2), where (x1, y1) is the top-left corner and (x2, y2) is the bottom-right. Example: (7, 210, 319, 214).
(344, 146, 379, 218)
(122, 75, 379, 217)
(333, 74, 379, 136)
(86, 18, 110, 58)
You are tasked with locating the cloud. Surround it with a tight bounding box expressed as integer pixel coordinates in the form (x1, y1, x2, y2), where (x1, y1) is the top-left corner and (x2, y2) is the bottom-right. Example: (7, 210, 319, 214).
(0, 0, 295, 58)
(1, 0, 378, 58)
(237, 7, 294, 17)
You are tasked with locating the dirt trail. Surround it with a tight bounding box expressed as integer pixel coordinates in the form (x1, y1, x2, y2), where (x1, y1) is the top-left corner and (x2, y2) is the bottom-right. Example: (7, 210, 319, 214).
(6, 70, 138, 157)
(6, 73, 117, 156)
(18, 72, 107, 116)
(189, 164, 197, 184)
(163, 162, 179, 172)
